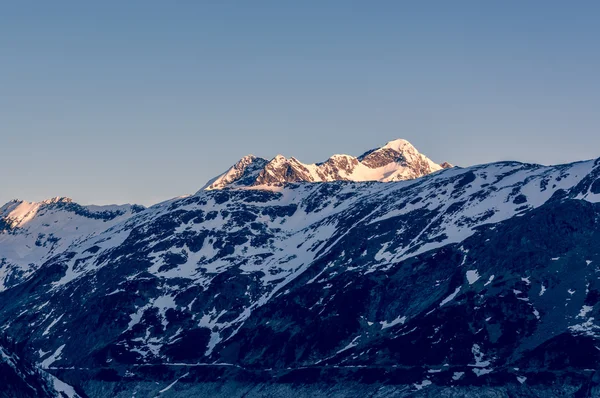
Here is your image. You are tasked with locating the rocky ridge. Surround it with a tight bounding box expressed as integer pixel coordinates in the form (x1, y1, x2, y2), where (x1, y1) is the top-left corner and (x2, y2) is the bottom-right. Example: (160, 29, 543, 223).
(204, 139, 451, 190)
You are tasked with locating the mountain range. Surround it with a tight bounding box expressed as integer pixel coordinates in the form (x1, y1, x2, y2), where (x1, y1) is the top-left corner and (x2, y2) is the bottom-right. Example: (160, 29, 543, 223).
(1, 139, 600, 397)
(203, 139, 452, 190)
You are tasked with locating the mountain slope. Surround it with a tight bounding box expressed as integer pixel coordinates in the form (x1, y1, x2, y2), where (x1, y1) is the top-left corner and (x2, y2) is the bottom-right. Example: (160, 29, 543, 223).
(204, 139, 451, 190)
(0, 338, 81, 398)
(0, 197, 143, 291)
(1, 157, 600, 396)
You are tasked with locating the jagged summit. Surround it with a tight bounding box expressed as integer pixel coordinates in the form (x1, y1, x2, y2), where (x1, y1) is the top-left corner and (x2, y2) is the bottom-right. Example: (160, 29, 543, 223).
(203, 138, 450, 190)
(201, 155, 270, 190)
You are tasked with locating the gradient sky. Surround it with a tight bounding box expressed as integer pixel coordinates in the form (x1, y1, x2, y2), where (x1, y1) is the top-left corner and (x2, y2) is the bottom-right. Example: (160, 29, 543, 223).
(2, 1, 600, 206)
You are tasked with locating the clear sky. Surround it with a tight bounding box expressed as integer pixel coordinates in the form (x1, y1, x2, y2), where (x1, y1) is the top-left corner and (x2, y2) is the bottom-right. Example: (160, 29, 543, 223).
(2, 1, 599, 206)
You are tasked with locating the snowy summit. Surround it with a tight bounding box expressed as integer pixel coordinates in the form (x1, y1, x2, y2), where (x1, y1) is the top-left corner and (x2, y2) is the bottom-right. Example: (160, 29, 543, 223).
(203, 139, 452, 190)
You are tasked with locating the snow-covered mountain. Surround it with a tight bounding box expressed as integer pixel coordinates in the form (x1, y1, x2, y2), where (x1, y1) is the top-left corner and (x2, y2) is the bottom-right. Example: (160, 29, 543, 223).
(204, 139, 451, 190)
(0, 197, 143, 291)
(1, 153, 600, 396)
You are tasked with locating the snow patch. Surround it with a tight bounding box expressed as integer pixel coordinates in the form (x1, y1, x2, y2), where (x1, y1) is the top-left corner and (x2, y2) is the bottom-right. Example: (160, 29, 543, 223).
(158, 372, 189, 394)
(473, 368, 493, 376)
(49, 374, 80, 398)
(413, 379, 432, 390)
(42, 314, 63, 337)
(569, 317, 600, 337)
(469, 343, 492, 376)
(41, 344, 65, 369)
(380, 315, 406, 329)
(466, 270, 480, 285)
(440, 287, 461, 307)
(337, 335, 361, 354)
(578, 305, 593, 319)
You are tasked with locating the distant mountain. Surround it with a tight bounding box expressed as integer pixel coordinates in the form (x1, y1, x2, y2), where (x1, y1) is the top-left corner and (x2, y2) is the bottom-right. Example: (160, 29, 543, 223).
(1, 152, 600, 396)
(0, 197, 143, 291)
(203, 139, 451, 190)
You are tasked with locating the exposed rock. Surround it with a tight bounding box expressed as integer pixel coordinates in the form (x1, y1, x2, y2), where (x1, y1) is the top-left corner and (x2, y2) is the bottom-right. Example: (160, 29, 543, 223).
(203, 139, 451, 189)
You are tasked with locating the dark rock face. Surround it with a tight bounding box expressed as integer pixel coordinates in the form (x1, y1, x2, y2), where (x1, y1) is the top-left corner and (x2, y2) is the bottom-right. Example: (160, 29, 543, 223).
(315, 155, 361, 181)
(203, 155, 270, 190)
(359, 147, 407, 168)
(254, 156, 317, 185)
(358, 146, 439, 175)
(45, 199, 129, 221)
(1, 158, 600, 396)
(0, 338, 79, 398)
(0, 218, 13, 233)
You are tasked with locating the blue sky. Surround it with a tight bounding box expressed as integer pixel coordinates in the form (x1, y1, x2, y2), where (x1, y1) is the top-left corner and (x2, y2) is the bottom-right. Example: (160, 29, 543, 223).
(2, 1, 599, 206)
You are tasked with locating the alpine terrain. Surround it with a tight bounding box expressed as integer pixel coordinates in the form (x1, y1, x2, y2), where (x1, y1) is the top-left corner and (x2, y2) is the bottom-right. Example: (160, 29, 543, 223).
(203, 139, 452, 190)
(1, 139, 600, 397)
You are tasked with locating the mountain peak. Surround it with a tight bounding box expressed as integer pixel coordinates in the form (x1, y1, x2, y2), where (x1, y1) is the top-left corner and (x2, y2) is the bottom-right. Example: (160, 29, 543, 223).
(203, 155, 269, 191)
(271, 154, 288, 163)
(203, 139, 452, 190)
(381, 138, 416, 152)
(239, 154, 257, 162)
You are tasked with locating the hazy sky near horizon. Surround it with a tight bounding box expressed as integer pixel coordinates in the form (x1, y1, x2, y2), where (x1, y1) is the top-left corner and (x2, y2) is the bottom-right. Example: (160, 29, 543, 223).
(2, 1, 600, 206)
